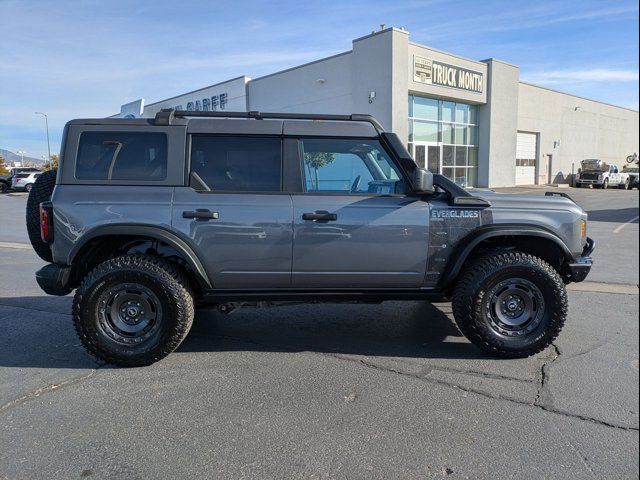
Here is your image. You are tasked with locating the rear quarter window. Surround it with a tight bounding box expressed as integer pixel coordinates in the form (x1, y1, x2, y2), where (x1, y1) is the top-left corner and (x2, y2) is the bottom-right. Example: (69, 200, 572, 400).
(75, 132, 167, 181)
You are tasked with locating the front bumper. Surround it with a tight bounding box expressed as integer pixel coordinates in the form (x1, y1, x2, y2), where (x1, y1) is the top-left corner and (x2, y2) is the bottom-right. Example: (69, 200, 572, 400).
(567, 237, 595, 283)
(36, 264, 73, 296)
(576, 179, 602, 185)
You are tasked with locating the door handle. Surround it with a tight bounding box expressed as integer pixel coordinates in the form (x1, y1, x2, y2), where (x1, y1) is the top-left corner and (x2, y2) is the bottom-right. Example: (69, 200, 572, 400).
(302, 211, 337, 221)
(182, 209, 219, 220)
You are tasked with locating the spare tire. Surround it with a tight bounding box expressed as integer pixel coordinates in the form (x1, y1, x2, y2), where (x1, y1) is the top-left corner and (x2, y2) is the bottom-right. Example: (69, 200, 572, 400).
(26, 169, 57, 262)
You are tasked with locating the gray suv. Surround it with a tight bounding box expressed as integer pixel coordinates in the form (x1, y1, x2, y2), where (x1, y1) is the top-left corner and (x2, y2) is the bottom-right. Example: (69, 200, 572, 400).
(27, 110, 594, 366)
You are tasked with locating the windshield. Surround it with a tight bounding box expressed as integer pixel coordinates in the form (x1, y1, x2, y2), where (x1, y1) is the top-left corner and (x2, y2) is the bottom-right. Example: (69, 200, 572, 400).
(581, 159, 605, 171)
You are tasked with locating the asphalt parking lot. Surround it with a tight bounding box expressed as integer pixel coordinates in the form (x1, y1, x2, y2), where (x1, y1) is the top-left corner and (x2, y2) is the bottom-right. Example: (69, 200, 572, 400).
(0, 187, 638, 479)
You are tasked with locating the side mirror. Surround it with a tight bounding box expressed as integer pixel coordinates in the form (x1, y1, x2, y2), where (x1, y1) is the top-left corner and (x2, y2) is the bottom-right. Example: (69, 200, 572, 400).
(412, 168, 435, 194)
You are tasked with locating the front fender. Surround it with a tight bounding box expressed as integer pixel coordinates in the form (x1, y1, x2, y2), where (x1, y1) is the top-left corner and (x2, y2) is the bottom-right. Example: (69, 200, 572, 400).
(438, 225, 574, 288)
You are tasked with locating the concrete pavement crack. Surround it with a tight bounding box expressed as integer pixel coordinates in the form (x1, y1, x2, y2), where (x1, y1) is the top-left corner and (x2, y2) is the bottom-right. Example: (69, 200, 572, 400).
(207, 332, 639, 432)
(533, 342, 561, 409)
(0, 362, 104, 414)
(350, 354, 639, 433)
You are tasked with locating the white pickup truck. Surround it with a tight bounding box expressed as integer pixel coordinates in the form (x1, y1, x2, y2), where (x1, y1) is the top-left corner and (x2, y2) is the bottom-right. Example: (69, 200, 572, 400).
(576, 159, 632, 189)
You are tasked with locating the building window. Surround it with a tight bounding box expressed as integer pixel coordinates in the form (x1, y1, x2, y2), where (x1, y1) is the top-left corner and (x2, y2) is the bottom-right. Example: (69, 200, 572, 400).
(408, 95, 479, 188)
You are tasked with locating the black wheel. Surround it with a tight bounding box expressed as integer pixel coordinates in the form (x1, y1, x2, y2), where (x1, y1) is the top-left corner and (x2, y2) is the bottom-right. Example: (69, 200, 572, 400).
(575, 182, 582, 188)
(624, 179, 631, 190)
(25, 169, 57, 262)
(73, 255, 194, 367)
(452, 252, 567, 358)
(602, 179, 609, 189)
(0, 181, 8, 193)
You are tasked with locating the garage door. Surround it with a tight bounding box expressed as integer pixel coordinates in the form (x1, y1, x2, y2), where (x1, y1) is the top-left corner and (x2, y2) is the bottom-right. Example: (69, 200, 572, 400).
(515, 132, 537, 185)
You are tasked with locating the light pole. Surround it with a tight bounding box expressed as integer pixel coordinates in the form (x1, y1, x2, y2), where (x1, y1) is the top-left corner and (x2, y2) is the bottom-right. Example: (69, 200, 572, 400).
(35, 112, 51, 164)
(17, 150, 26, 165)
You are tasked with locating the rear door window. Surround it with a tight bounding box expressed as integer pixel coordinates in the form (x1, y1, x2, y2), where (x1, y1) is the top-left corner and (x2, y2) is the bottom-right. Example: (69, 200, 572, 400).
(190, 136, 282, 192)
(75, 132, 167, 181)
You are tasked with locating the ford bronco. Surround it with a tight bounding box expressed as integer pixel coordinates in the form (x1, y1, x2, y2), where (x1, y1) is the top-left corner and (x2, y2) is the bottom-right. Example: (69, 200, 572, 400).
(27, 110, 594, 366)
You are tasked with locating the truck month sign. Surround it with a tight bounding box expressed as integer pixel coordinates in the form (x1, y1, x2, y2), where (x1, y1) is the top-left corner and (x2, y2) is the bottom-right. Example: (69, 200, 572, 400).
(414, 55, 483, 94)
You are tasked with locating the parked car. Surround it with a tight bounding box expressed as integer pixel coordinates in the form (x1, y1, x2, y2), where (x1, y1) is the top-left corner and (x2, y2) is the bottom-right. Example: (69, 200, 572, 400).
(0, 167, 41, 193)
(622, 165, 639, 189)
(27, 110, 594, 366)
(12, 171, 42, 191)
(576, 159, 631, 189)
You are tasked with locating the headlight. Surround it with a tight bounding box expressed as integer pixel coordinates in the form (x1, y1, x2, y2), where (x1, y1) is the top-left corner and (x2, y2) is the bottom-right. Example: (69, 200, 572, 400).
(598, 174, 603, 180)
(580, 219, 587, 238)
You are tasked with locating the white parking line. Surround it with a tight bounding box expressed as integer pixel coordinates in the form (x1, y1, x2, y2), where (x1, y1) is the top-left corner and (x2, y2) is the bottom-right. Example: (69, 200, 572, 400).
(613, 216, 639, 234)
(568, 281, 638, 295)
(0, 241, 31, 250)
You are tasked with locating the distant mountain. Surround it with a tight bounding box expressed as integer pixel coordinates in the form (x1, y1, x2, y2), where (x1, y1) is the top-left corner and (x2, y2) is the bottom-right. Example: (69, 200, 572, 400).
(0, 148, 45, 166)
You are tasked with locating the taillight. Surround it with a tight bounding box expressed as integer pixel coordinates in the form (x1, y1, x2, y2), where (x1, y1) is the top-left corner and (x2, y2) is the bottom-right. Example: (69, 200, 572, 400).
(40, 201, 54, 243)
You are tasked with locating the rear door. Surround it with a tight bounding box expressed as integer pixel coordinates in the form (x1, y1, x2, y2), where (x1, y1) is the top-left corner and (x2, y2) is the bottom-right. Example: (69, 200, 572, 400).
(290, 137, 430, 288)
(172, 131, 293, 289)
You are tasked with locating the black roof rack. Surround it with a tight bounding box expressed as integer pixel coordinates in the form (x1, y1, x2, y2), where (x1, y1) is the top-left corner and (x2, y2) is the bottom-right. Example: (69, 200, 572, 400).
(154, 109, 385, 132)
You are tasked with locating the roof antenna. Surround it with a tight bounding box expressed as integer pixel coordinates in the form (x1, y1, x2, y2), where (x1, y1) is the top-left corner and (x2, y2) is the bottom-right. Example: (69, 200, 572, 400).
(380, 24, 385, 31)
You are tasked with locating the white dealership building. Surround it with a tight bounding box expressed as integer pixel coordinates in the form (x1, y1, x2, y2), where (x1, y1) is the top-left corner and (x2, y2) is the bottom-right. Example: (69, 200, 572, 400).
(118, 27, 639, 188)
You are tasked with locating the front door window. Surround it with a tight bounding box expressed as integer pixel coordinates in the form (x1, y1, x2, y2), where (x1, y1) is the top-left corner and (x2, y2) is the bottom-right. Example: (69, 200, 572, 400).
(300, 138, 404, 195)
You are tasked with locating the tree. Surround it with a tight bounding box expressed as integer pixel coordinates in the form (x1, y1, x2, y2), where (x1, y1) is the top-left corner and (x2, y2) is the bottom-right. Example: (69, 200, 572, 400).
(44, 154, 59, 171)
(0, 155, 9, 175)
(303, 152, 335, 190)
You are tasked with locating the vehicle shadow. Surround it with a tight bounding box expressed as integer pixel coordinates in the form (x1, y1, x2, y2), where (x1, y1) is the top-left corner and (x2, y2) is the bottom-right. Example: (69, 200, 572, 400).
(180, 300, 485, 360)
(0, 297, 486, 368)
(586, 207, 639, 223)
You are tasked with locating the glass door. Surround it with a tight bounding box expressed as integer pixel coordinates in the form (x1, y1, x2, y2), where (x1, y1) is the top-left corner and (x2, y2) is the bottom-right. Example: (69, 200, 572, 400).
(413, 142, 441, 174)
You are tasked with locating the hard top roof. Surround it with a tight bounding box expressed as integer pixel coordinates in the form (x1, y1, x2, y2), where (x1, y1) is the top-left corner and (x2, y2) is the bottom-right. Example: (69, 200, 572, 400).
(66, 110, 384, 138)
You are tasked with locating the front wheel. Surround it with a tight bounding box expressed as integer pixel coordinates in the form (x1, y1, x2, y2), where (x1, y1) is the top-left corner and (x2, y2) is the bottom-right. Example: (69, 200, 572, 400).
(602, 179, 609, 189)
(73, 255, 194, 367)
(452, 252, 567, 358)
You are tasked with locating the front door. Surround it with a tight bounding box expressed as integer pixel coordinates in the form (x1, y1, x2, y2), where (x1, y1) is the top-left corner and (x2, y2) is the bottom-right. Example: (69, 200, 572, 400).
(292, 137, 430, 288)
(172, 135, 293, 289)
(414, 142, 442, 174)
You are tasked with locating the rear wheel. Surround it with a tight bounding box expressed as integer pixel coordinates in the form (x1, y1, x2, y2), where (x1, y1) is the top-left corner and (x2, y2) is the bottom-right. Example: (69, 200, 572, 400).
(25, 169, 57, 262)
(73, 255, 194, 367)
(452, 252, 567, 358)
(0, 181, 8, 193)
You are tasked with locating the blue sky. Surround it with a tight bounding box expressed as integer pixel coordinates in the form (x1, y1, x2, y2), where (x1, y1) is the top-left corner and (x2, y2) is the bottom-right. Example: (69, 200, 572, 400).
(1, 0, 638, 159)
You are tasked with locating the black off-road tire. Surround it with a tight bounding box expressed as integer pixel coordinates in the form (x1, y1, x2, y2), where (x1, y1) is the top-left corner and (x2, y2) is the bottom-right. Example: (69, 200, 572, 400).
(452, 251, 567, 358)
(25, 169, 57, 262)
(73, 255, 195, 367)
